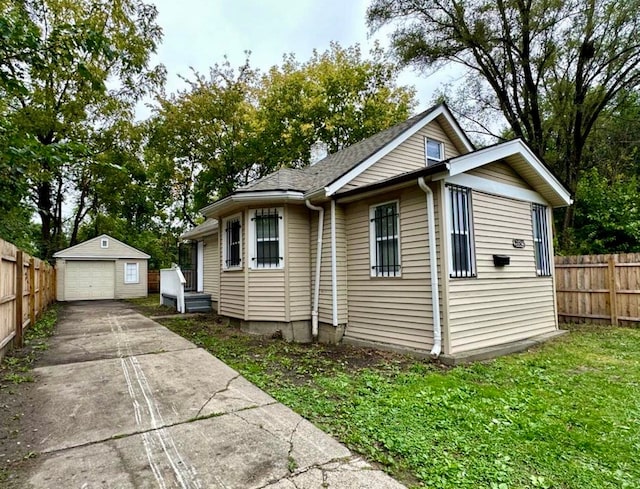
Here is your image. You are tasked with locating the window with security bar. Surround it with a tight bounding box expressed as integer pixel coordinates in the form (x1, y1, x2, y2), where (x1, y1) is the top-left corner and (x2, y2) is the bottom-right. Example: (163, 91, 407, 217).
(252, 208, 283, 268)
(223, 215, 241, 269)
(448, 185, 476, 278)
(532, 203, 551, 276)
(370, 201, 401, 277)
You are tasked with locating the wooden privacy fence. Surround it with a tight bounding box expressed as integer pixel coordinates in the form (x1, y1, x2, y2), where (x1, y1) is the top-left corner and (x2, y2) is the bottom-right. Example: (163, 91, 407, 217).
(555, 253, 640, 325)
(0, 238, 56, 356)
(148, 270, 160, 293)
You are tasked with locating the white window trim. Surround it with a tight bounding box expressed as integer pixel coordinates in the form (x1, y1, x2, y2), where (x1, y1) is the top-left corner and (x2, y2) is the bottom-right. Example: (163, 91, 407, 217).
(445, 186, 476, 278)
(369, 200, 402, 278)
(248, 207, 285, 270)
(100, 238, 109, 249)
(222, 213, 243, 271)
(124, 262, 139, 284)
(425, 137, 444, 166)
(532, 203, 552, 276)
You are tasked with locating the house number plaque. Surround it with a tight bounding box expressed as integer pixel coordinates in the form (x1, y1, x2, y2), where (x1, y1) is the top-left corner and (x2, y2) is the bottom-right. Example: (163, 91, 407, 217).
(512, 239, 525, 248)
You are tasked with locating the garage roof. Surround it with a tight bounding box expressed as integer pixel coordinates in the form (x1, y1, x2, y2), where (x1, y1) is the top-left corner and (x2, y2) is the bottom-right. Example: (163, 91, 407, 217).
(53, 234, 150, 259)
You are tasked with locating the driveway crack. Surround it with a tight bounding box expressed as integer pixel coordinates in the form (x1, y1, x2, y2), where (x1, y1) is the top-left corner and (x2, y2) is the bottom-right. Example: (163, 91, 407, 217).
(194, 373, 241, 419)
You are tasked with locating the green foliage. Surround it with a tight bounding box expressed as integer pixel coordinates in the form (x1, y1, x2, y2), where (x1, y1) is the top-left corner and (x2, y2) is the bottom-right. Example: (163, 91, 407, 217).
(149, 43, 416, 219)
(570, 168, 640, 254)
(152, 309, 640, 489)
(367, 0, 640, 244)
(0, 0, 165, 259)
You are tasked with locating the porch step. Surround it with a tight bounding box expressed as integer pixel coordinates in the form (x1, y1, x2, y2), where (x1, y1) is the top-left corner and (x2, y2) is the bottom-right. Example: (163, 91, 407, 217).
(161, 293, 212, 313)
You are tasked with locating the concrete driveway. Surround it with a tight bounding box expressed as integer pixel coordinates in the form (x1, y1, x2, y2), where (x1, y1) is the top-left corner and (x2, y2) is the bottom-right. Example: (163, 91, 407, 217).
(22, 301, 406, 488)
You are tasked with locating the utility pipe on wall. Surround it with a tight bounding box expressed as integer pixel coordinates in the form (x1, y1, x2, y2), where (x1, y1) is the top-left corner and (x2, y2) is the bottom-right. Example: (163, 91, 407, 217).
(418, 177, 442, 358)
(330, 199, 338, 327)
(305, 200, 324, 337)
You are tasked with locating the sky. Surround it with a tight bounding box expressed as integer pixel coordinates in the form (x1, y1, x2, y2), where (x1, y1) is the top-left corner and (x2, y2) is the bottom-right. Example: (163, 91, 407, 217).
(145, 0, 464, 116)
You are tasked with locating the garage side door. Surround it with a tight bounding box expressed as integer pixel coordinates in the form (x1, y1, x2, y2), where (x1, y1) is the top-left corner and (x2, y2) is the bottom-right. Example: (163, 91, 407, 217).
(65, 261, 115, 300)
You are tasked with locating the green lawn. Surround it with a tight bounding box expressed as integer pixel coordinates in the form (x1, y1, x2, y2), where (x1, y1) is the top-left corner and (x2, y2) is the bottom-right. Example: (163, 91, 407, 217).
(128, 298, 640, 489)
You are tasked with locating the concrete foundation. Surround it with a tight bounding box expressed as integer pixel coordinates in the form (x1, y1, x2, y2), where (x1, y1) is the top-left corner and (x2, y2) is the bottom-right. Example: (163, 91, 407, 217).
(240, 320, 313, 343)
(318, 322, 346, 344)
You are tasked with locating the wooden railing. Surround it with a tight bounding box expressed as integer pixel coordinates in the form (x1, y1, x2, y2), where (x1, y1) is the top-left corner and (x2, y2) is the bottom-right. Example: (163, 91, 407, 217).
(555, 253, 640, 326)
(0, 238, 56, 357)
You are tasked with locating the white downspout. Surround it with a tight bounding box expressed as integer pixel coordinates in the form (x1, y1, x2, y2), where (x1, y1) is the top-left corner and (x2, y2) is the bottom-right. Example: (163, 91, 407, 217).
(418, 177, 442, 359)
(306, 200, 324, 338)
(330, 199, 338, 327)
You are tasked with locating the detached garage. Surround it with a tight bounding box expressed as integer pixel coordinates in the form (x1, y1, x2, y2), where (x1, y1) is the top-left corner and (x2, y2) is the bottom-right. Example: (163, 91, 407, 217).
(54, 234, 149, 301)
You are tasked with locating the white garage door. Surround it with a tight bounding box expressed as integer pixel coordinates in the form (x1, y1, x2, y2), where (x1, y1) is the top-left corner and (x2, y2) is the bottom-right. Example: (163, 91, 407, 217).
(65, 261, 115, 300)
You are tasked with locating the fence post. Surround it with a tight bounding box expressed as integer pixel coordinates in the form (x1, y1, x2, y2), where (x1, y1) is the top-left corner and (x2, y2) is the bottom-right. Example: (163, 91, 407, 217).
(608, 256, 619, 326)
(29, 257, 35, 328)
(15, 251, 24, 348)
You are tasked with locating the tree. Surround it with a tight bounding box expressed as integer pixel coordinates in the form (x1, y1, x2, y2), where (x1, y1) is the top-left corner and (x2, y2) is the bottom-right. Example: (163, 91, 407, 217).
(367, 0, 640, 238)
(0, 0, 165, 259)
(152, 43, 417, 219)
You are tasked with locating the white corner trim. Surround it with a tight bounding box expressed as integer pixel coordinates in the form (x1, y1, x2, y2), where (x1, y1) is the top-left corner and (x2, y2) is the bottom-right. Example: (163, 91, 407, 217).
(445, 173, 548, 205)
(325, 105, 473, 197)
(444, 139, 572, 205)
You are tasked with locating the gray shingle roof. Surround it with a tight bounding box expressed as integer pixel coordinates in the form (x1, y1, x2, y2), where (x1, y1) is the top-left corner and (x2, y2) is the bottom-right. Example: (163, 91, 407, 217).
(237, 104, 440, 194)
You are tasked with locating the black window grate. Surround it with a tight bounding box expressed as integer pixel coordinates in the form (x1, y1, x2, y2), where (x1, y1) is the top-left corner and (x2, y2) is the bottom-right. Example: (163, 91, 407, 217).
(371, 202, 400, 277)
(225, 217, 241, 267)
(252, 208, 282, 267)
(448, 185, 476, 278)
(532, 204, 551, 276)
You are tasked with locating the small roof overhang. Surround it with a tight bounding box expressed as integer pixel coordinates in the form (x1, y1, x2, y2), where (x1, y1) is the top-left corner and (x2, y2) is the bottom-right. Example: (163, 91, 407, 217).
(180, 218, 219, 240)
(200, 190, 306, 218)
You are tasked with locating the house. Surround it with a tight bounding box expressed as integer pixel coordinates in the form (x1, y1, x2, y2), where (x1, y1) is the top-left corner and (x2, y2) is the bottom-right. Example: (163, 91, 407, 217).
(54, 234, 149, 301)
(180, 103, 571, 362)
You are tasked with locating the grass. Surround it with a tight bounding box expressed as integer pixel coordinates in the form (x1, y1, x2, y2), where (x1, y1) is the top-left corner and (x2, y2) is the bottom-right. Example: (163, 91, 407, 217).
(1, 305, 58, 383)
(129, 299, 640, 489)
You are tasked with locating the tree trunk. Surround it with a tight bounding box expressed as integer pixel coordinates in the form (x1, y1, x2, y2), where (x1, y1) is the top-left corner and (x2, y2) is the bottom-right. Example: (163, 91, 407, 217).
(37, 180, 53, 260)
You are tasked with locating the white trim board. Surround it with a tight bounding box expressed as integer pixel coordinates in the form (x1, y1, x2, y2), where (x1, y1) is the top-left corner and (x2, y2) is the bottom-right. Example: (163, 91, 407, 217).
(445, 173, 548, 205)
(325, 105, 474, 197)
(444, 139, 572, 206)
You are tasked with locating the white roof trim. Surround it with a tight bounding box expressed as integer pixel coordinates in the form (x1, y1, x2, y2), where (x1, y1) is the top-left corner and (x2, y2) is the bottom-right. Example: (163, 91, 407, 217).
(53, 234, 150, 259)
(438, 139, 572, 206)
(201, 190, 304, 217)
(325, 105, 474, 197)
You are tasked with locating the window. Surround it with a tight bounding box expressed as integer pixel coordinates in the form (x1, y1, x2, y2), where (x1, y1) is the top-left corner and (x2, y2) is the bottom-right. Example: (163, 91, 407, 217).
(532, 204, 551, 276)
(124, 262, 139, 284)
(222, 214, 242, 269)
(448, 185, 476, 278)
(101, 238, 109, 248)
(425, 138, 444, 166)
(370, 201, 401, 277)
(250, 208, 284, 269)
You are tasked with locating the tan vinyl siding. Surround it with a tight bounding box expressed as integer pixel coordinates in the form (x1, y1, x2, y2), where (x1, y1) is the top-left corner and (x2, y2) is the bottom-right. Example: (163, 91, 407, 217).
(342, 120, 462, 191)
(220, 212, 245, 319)
(288, 205, 311, 321)
(115, 259, 147, 299)
(310, 204, 348, 325)
(467, 161, 533, 190)
(472, 191, 537, 279)
(247, 270, 286, 320)
(447, 191, 557, 354)
(344, 186, 439, 350)
(203, 233, 219, 300)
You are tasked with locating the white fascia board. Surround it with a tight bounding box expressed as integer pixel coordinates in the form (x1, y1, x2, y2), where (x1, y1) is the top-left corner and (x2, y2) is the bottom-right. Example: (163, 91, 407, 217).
(443, 139, 572, 206)
(445, 173, 548, 205)
(201, 191, 305, 217)
(325, 105, 456, 197)
(440, 103, 475, 153)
